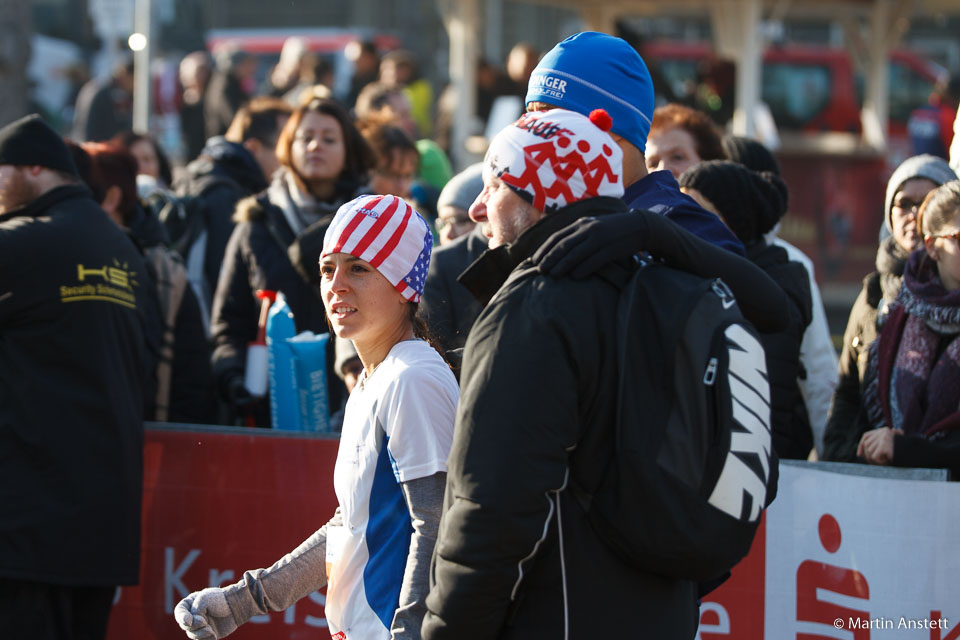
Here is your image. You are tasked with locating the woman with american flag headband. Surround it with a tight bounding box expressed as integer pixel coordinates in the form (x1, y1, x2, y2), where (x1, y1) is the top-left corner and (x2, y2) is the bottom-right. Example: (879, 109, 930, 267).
(176, 194, 459, 640)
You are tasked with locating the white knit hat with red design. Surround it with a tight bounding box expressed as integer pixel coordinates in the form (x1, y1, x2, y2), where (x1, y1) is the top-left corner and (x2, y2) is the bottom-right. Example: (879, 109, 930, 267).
(483, 108, 624, 213)
(321, 194, 432, 302)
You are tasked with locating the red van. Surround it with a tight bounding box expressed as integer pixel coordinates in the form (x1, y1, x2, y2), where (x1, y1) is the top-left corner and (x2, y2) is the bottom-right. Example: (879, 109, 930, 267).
(642, 42, 949, 288)
(640, 41, 946, 138)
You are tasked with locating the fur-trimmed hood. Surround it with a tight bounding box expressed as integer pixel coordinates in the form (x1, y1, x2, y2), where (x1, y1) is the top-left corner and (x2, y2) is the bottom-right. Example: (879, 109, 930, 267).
(232, 193, 267, 224)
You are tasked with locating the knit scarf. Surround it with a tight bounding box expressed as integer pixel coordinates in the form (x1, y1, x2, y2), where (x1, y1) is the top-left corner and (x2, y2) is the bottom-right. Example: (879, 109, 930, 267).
(863, 250, 960, 438)
(267, 167, 342, 235)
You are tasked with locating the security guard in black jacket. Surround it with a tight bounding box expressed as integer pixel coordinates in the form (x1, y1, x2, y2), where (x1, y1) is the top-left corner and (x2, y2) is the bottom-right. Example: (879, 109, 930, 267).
(0, 114, 151, 640)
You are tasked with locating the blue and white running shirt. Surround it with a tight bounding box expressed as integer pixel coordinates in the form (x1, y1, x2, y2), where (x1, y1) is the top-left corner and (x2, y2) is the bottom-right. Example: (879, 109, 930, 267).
(326, 339, 458, 639)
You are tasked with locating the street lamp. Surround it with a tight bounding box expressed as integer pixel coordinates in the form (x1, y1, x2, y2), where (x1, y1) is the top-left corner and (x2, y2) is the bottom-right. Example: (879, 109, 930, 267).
(128, 32, 147, 52)
(131, 0, 151, 133)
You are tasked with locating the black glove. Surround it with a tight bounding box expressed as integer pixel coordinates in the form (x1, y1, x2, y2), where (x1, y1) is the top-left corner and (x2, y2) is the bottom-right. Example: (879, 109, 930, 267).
(222, 373, 257, 418)
(533, 210, 790, 333)
(533, 212, 646, 279)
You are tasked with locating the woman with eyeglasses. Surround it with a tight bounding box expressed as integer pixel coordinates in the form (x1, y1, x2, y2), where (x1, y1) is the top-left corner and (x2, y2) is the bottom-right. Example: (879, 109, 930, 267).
(824, 156, 957, 461)
(210, 98, 376, 426)
(855, 181, 960, 476)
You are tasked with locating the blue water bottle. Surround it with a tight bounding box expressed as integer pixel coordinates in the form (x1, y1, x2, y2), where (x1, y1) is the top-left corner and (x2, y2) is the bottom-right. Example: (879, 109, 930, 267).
(266, 292, 299, 430)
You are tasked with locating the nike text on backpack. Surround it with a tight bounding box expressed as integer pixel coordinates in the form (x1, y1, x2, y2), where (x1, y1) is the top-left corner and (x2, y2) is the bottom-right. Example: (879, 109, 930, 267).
(571, 261, 778, 582)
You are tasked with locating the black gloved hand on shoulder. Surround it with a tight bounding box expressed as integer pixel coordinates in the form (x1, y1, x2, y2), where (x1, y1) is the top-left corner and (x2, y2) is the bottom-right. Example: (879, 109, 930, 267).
(532, 209, 790, 333)
(533, 211, 649, 278)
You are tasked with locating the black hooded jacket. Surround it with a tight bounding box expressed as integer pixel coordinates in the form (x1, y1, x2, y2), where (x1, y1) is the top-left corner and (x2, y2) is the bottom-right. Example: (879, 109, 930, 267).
(177, 137, 269, 295)
(747, 241, 813, 459)
(0, 184, 149, 586)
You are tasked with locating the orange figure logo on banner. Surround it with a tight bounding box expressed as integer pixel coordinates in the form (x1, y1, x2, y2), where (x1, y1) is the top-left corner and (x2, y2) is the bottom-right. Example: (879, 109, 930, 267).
(796, 514, 870, 639)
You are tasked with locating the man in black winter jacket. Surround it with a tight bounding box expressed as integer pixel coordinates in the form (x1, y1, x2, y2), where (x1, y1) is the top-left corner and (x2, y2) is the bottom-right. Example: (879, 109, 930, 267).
(424, 109, 706, 639)
(0, 115, 151, 639)
(176, 97, 292, 323)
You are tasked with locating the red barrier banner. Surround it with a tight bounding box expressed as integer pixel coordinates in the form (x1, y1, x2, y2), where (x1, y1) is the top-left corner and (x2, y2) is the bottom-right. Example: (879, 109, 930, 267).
(107, 425, 341, 639)
(108, 428, 959, 639)
(699, 518, 766, 640)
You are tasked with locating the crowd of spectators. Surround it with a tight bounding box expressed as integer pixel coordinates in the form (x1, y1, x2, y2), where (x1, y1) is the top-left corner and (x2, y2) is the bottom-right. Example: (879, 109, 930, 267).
(3, 30, 960, 640)
(43, 30, 960, 466)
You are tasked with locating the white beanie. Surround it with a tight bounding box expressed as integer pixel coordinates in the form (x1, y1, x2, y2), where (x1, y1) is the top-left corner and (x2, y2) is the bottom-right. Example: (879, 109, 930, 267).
(484, 108, 624, 213)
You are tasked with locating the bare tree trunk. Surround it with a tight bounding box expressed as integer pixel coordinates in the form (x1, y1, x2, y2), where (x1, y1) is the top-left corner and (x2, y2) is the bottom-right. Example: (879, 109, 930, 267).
(0, 0, 31, 125)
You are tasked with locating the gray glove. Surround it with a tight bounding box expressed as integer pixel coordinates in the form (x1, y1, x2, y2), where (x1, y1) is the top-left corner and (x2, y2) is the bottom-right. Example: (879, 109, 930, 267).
(172, 518, 337, 639)
(174, 587, 239, 640)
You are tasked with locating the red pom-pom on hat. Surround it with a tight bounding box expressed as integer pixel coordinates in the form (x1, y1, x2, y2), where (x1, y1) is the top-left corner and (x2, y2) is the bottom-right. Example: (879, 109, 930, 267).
(589, 108, 613, 132)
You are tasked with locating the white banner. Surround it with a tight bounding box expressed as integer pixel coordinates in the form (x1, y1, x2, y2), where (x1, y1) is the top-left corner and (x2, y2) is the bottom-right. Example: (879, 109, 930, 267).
(764, 465, 960, 639)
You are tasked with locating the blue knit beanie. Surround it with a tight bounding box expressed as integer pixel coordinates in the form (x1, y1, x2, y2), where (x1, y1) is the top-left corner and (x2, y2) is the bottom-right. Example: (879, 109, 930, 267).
(525, 32, 655, 154)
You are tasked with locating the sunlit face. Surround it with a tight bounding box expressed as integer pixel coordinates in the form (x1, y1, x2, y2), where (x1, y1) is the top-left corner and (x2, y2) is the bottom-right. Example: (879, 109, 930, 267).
(129, 138, 160, 180)
(291, 112, 346, 184)
(891, 178, 938, 254)
(924, 213, 960, 292)
(468, 174, 544, 249)
(319, 253, 409, 346)
(0, 165, 38, 214)
(369, 149, 418, 199)
(436, 205, 475, 246)
(645, 127, 701, 178)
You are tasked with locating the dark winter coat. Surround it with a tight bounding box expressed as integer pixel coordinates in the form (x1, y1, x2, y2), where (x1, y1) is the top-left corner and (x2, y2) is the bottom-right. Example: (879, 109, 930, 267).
(747, 241, 813, 459)
(823, 237, 908, 461)
(127, 204, 216, 424)
(180, 99, 208, 163)
(0, 184, 150, 586)
(71, 77, 133, 142)
(423, 197, 700, 640)
(210, 188, 344, 425)
(421, 224, 488, 351)
(204, 70, 250, 140)
(177, 137, 269, 297)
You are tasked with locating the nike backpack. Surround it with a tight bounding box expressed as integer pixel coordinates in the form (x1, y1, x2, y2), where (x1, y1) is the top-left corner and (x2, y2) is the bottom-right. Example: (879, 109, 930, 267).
(571, 261, 779, 581)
